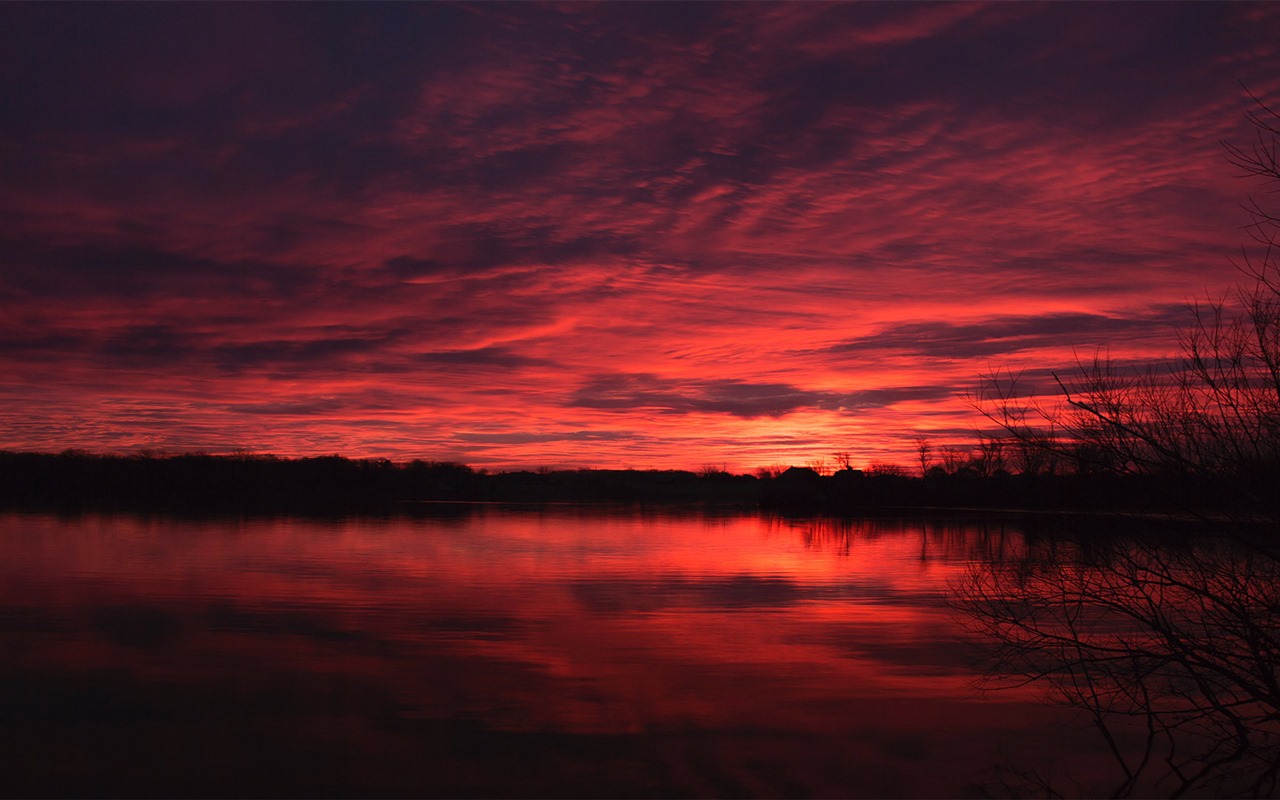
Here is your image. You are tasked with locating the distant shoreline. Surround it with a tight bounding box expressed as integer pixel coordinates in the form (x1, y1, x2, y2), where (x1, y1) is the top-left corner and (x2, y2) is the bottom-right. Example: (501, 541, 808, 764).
(1, 450, 1267, 528)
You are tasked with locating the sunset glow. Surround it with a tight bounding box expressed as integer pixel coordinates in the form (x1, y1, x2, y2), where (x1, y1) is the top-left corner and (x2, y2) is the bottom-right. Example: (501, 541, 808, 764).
(3, 3, 1279, 470)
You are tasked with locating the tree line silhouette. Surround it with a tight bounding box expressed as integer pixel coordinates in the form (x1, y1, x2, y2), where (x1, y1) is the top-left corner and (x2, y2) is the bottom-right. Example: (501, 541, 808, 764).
(0, 450, 766, 513)
(0, 445, 1259, 517)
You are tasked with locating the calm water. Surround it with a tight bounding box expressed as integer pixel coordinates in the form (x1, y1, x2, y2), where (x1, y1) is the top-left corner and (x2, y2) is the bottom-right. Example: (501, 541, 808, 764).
(0, 508, 1125, 797)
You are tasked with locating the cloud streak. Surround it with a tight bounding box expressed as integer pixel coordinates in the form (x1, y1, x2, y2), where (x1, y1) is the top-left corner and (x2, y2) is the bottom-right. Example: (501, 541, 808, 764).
(1, 3, 1278, 469)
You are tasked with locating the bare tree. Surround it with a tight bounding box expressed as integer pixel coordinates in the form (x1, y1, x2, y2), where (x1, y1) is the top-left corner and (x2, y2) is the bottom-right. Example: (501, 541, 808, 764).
(939, 445, 970, 476)
(972, 433, 1008, 478)
(974, 90, 1280, 522)
(867, 461, 909, 477)
(914, 436, 934, 477)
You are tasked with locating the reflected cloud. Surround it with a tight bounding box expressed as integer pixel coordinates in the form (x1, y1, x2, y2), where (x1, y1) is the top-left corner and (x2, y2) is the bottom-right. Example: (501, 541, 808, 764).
(0, 509, 1139, 795)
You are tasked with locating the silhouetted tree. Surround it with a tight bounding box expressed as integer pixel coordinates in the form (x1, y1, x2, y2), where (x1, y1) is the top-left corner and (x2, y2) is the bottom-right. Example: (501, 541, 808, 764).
(976, 90, 1280, 523)
(939, 445, 969, 476)
(914, 436, 934, 478)
(866, 461, 909, 478)
(971, 433, 1008, 478)
(806, 457, 830, 476)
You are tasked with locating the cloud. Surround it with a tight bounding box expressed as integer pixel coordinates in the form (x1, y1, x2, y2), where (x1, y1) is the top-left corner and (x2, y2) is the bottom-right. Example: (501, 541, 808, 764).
(213, 335, 402, 371)
(568, 374, 954, 418)
(0, 239, 311, 301)
(454, 430, 633, 445)
(828, 308, 1191, 362)
(569, 375, 834, 418)
(416, 347, 552, 370)
(223, 398, 358, 417)
(0, 3, 1276, 468)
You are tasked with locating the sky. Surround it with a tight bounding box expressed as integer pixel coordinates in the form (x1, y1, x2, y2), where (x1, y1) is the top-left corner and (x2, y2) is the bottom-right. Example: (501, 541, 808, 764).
(2, 2, 1279, 472)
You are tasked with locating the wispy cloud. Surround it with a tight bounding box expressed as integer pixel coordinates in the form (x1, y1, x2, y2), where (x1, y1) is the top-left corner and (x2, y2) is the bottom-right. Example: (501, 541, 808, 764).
(0, 3, 1276, 468)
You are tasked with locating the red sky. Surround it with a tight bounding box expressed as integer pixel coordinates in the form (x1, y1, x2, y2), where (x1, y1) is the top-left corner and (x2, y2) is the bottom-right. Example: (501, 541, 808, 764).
(2, 2, 1279, 471)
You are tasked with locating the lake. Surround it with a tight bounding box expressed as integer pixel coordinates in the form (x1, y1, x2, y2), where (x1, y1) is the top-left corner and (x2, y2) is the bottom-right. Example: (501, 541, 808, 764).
(0, 507, 1237, 797)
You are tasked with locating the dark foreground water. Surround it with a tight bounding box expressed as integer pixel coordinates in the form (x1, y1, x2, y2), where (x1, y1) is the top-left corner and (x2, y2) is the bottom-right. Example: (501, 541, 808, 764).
(0, 507, 1238, 797)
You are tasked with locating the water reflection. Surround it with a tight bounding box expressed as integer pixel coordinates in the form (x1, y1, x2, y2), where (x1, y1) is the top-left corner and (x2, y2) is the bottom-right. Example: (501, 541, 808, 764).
(952, 527, 1280, 798)
(1, 508, 1119, 796)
